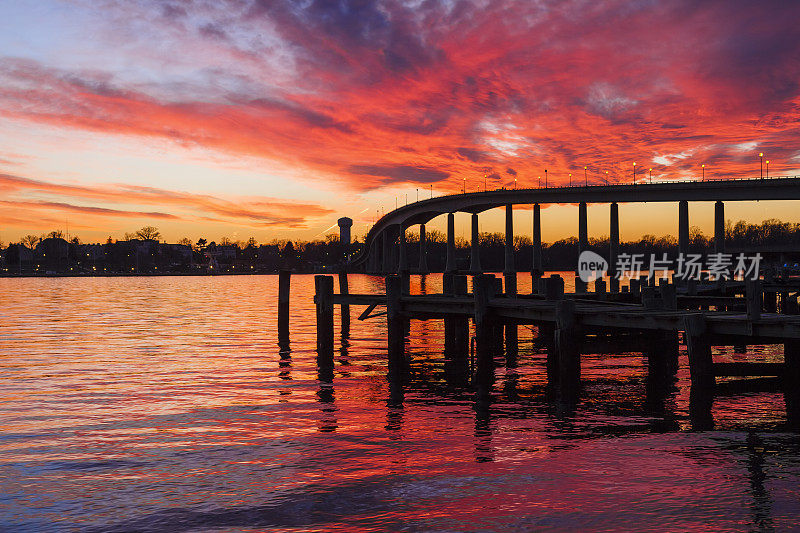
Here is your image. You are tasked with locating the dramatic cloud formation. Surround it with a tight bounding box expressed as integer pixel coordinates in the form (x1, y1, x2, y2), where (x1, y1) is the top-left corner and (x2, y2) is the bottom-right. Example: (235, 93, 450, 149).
(0, 0, 799, 239)
(0, 172, 334, 231)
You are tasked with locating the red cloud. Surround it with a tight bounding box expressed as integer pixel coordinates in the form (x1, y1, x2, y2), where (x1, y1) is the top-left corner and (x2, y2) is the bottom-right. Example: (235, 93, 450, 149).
(0, 0, 798, 209)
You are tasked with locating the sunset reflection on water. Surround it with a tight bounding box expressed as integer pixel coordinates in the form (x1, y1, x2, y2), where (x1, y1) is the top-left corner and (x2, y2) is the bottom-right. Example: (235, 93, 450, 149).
(1, 274, 798, 531)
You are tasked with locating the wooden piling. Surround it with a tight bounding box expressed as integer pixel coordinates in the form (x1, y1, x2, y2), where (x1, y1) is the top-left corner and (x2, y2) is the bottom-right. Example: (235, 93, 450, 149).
(595, 278, 606, 300)
(504, 271, 518, 363)
(764, 290, 777, 313)
(555, 298, 580, 389)
(338, 270, 350, 335)
(685, 312, 715, 429)
(630, 278, 641, 298)
(684, 313, 714, 391)
(746, 279, 762, 322)
(545, 274, 565, 300)
(660, 282, 677, 311)
(443, 272, 455, 357)
(453, 275, 469, 358)
(473, 274, 496, 384)
(314, 275, 335, 365)
(386, 275, 406, 371)
(647, 330, 679, 383)
(278, 269, 291, 348)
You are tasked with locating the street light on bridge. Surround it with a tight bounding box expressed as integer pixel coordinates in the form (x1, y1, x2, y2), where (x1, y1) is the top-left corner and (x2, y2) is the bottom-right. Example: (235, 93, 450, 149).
(545, 169, 548, 188)
(569, 172, 572, 186)
(605, 170, 609, 184)
(760, 153, 764, 179)
(702, 164, 705, 181)
(584, 166, 587, 186)
(649, 168, 652, 183)
(767, 160, 770, 179)
(632, 162, 636, 185)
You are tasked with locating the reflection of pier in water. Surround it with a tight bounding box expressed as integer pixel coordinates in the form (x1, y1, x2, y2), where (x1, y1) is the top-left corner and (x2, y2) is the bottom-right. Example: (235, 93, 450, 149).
(277, 270, 797, 530)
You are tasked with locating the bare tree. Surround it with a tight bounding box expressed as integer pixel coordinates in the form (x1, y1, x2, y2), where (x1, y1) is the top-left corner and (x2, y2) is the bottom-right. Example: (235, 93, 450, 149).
(20, 234, 40, 250)
(219, 236, 233, 246)
(135, 226, 161, 241)
(46, 230, 64, 240)
(177, 237, 193, 248)
(123, 232, 136, 241)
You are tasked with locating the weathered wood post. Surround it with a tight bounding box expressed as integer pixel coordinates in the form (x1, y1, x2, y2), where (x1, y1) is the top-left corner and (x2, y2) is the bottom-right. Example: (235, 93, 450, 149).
(629, 277, 641, 298)
(545, 274, 565, 301)
(660, 282, 677, 311)
(473, 274, 496, 384)
(544, 275, 564, 384)
(443, 272, 455, 356)
(492, 277, 504, 354)
(555, 299, 580, 389)
(278, 269, 291, 349)
(338, 270, 350, 335)
(685, 313, 714, 390)
(785, 293, 799, 315)
(453, 274, 469, 359)
(314, 275, 335, 367)
(685, 313, 714, 430)
(595, 278, 607, 300)
(504, 211, 519, 363)
(764, 289, 777, 313)
(444, 273, 469, 360)
(746, 279, 762, 322)
(386, 275, 406, 373)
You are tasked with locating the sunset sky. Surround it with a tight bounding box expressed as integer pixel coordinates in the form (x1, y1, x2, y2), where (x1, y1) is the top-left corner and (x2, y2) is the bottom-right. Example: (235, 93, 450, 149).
(1, 0, 799, 244)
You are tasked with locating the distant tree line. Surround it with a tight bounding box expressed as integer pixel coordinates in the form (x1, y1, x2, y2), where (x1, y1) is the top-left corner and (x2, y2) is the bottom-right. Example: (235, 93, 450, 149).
(2, 219, 800, 275)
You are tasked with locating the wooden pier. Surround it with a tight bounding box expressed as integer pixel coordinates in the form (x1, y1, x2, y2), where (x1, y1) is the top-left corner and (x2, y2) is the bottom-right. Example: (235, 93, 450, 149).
(307, 271, 800, 427)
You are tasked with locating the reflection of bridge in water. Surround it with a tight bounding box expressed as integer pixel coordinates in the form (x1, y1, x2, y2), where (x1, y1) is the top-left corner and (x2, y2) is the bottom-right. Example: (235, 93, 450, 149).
(279, 176, 800, 429)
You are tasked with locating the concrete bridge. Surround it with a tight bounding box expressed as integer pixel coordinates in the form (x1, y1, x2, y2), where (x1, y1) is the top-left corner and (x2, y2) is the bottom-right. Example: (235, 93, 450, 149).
(343, 176, 800, 290)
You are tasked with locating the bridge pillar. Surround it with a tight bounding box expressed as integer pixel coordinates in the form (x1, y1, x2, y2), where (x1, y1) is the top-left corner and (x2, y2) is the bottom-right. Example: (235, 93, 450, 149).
(576, 202, 588, 293)
(469, 213, 481, 273)
(504, 204, 515, 273)
(445, 212, 456, 273)
(609, 202, 619, 293)
(714, 201, 725, 254)
(679, 200, 689, 258)
(532, 203, 543, 292)
(397, 224, 408, 274)
(504, 204, 517, 294)
(418, 223, 428, 273)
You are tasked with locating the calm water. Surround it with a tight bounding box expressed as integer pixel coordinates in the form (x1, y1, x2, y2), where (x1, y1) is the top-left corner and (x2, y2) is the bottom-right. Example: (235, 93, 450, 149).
(1, 274, 799, 532)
